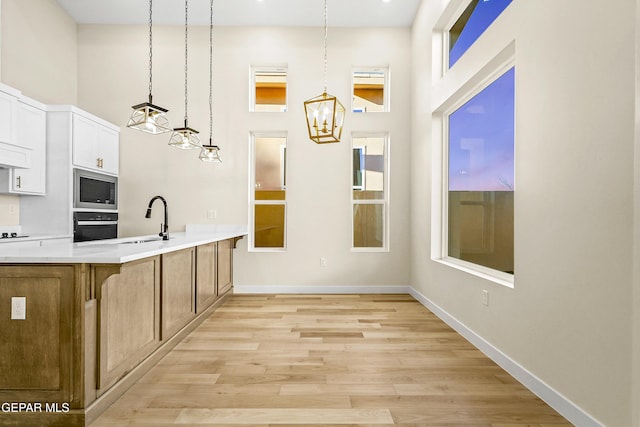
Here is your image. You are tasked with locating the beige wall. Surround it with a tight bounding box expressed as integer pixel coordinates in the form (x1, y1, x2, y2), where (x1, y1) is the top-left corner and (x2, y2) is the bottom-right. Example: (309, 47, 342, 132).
(76, 24, 412, 288)
(412, 0, 634, 425)
(1, 0, 77, 104)
(0, 0, 77, 226)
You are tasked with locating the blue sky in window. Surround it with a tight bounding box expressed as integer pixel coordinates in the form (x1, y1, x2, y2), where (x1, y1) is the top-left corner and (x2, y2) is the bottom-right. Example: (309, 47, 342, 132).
(448, 67, 514, 192)
(449, 0, 513, 67)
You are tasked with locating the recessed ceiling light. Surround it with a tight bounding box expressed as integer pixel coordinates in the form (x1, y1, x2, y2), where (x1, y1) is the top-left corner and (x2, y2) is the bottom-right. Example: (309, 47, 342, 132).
(382, 0, 391, 3)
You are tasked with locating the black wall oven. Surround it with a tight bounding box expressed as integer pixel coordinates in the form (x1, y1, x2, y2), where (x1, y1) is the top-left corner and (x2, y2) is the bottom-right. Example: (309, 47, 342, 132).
(73, 212, 118, 242)
(74, 169, 118, 210)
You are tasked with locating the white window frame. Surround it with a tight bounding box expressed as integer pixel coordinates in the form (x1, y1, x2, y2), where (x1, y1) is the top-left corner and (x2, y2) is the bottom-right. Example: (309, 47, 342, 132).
(249, 131, 288, 252)
(249, 65, 288, 113)
(351, 132, 390, 252)
(431, 43, 516, 288)
(351, 67, 390, 113)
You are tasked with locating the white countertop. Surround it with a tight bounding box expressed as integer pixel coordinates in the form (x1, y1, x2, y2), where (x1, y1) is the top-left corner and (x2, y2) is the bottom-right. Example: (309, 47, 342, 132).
(0, 234, 71, 243)
(0, 227, 247, 264)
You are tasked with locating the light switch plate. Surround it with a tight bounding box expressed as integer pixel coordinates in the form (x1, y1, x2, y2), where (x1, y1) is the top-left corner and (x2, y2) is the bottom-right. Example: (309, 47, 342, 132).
(11, 296, 26, 320)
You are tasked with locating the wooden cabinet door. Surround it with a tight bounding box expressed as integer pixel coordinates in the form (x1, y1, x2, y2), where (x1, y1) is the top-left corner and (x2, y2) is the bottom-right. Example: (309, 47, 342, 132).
(217, 239, 233, 296)
(0, 265, 78, 406)
(96, 257, 161, 394)
(161, 248, 196, 339)
(196, 242, 218, 313)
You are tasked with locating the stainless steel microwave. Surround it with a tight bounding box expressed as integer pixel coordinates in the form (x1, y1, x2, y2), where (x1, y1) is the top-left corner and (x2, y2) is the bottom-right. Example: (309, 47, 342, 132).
(73, 169, 118, 210)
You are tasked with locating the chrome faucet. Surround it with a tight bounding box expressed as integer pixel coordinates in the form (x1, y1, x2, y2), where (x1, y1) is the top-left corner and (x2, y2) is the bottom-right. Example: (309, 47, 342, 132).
(145, 195, 169, 240)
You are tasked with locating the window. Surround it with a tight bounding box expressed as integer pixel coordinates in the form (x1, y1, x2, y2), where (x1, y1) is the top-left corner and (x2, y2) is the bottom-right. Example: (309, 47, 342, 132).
(448, 0, 512, 68)
(352, 67, 389, 112)
(250, 66, 287, 112)
(250, 133, 287, 250)
(446, 67, 514, 275)
(352, 134, 388, 250)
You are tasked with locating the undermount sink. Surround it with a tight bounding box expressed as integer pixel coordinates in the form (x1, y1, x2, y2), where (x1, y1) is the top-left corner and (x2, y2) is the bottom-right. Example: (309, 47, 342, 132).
(122, 238, 162, 244)
(121, 237, 172, 244)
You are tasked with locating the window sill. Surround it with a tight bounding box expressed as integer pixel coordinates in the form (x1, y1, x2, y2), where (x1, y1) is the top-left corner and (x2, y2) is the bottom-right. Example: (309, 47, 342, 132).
(433, 256, 514, 288)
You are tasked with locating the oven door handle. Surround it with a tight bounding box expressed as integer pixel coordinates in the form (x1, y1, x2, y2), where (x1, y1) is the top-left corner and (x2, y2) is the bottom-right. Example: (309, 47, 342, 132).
(76, 221, 118, 226)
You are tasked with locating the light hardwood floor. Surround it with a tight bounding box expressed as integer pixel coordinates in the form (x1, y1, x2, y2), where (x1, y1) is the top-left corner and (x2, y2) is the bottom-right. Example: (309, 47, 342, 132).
(89, 294, 572, 426)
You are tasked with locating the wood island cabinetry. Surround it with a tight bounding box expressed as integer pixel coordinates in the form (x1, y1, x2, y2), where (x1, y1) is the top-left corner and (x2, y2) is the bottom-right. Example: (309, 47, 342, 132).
(196, 242, 217, 313)
(0, 237, 239, 427)
(161, 248, 196, 339)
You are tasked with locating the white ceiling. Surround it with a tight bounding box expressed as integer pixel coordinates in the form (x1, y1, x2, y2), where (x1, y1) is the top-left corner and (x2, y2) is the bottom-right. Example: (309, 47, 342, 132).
(54, 0, 422, 27)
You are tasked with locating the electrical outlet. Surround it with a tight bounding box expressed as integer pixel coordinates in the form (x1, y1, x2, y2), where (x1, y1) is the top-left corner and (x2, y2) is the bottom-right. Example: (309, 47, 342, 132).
(320, 257, 327, 267)
(11, 297, 26, 320)
(207, 210, 217, 220)
(482, 290, 489, 307)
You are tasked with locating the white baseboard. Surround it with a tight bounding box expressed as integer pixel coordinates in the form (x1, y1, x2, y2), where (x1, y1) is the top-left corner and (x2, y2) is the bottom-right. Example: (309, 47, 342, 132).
(408, 287, 603, 427)
(233, 285, 412, 294)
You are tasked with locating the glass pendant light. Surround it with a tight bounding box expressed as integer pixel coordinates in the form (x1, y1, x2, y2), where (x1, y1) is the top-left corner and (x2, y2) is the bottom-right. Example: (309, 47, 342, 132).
(169, 0, 200, 150)
(199, 0, 222, 163)
(127, 0, 172, 134)
(303, 0, 345, 144)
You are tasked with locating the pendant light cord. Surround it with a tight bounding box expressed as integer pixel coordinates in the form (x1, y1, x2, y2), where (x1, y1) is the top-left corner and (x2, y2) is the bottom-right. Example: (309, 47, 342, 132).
(184, 0, 189, 125)
(148, 0, 153, 99)
(209, 0, 213, 142)
(323, 0, 328, 94)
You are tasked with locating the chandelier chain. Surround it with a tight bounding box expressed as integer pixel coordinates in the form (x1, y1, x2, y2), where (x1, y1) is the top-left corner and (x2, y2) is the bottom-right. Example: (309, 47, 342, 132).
(209, 0, 213, 140)
(323, 0, 328, 93)
(184, 0, 189, 122)
(148, 0, 153, 97)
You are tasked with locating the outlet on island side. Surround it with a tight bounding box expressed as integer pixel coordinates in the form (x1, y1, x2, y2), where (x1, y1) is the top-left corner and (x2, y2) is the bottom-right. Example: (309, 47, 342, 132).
(320, 257, 327, 267)
(11, 296, 26, 320)
(207, 210, 217, 220)
(482, 289, 489, 307)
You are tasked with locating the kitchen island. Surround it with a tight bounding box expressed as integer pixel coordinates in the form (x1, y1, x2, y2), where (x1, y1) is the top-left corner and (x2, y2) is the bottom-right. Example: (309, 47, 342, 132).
(0, 227, 246, 427)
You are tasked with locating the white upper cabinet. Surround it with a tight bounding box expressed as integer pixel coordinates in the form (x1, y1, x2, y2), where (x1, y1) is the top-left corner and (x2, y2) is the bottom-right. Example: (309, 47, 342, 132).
(0, 84, 31, 169)
(11, 98, 46, 194)
(0, 89, 17, 144)
(0, 94, 45, 195)
(72, 111, 119, 175)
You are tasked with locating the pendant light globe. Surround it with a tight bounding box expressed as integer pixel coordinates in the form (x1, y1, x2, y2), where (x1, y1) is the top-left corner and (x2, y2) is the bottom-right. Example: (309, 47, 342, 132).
(127, 0, 171, 135)
(200, 0, 223, 163)
(169, 0, 200, 150)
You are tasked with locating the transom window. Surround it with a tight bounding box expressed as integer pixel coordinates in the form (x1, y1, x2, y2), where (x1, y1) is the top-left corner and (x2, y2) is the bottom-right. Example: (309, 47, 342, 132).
(352, 68, 389, 113)
(448, 0, 513, 68)
(250, 66, 287, 112)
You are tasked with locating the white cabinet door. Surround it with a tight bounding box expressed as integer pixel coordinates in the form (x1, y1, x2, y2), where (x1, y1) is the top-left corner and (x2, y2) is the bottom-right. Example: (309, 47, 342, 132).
(72, 114, 119, 175)
(97, 126, 119, 175)
(0, 90, 30, 169)
(0, 90, 17, 145)
(12, 101, 46, 194)
(72, 114, 100, 171)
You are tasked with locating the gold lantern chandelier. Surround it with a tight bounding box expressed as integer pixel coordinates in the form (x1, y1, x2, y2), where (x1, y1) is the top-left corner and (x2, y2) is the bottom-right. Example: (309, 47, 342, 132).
(199, 0, 222, 162)
(303, 0, 345, 144)
(127, 0, 172, 134)
(169, 0, 201, 150)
